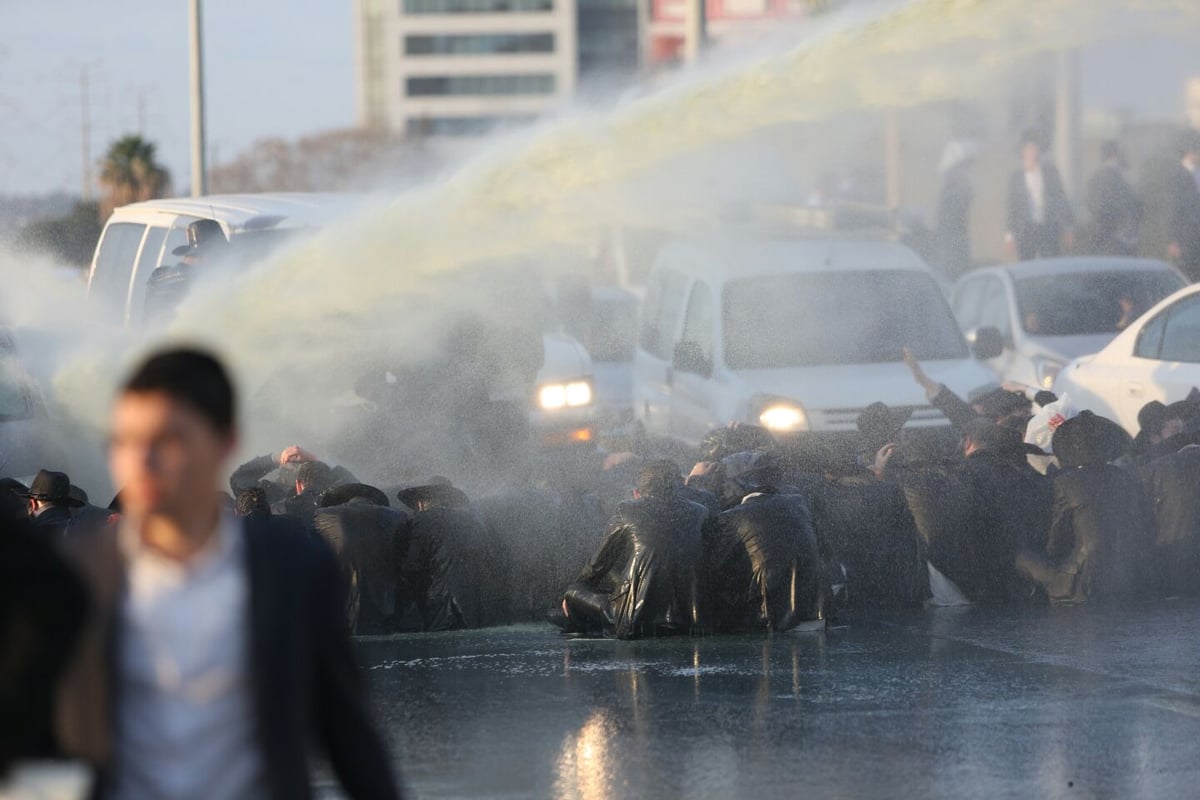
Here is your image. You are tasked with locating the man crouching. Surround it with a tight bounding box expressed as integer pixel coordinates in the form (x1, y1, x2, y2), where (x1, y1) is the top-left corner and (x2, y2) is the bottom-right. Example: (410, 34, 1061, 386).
(560, 461, 711, 639)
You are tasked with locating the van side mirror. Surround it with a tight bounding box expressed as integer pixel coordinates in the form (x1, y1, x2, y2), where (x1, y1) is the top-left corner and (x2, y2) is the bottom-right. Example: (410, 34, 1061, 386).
(672, 341, 712, 378)
(969, 326, 1006, 361)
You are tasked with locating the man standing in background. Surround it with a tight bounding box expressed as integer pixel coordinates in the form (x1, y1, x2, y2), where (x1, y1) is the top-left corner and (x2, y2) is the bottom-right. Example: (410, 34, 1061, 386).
(1166, 130, 1200, 282)
(1085, 140, 1142, 256)
(1005, 131, 1074, 261)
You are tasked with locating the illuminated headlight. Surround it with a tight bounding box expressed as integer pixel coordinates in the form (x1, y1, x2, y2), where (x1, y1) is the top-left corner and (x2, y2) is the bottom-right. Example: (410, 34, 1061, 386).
(758, 403, 809, 433)
(1035, 358, 1065, 390)
(538, 380, 593, 410)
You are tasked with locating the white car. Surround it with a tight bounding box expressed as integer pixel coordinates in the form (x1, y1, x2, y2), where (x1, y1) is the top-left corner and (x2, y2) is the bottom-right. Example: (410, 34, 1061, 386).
(1055, 282, 1200, 433)
(952, 257, 1185, 390)
(633, 236, 998, 446)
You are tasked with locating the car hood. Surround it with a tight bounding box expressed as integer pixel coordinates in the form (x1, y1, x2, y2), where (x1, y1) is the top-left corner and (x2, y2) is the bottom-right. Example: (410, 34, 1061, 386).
(1022, 333, 1120, 363)
(733, 358, 997, 428)
(537, 333, 592, 384)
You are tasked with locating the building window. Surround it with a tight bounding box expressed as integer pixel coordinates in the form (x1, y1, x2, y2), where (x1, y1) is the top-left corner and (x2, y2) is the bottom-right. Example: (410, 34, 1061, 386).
(402, 0, 553, 14)
(405, 32, 555, 56)
(406, 116, 535, 136)
(406, 74, 556, 96)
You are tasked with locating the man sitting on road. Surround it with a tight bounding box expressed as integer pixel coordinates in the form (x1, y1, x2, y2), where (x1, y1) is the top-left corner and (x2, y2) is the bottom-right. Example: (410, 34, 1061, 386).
(559, 461, 711, 639)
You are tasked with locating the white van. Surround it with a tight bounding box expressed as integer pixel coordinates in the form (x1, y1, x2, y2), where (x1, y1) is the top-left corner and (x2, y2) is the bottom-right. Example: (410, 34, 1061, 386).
(87, 193, 355, 327)
(89, 193, 597, 446)
(633, 236, 997, 446)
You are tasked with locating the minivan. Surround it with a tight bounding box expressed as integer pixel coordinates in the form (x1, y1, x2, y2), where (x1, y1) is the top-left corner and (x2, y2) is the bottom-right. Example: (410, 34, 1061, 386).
(632, 236, 998, 446)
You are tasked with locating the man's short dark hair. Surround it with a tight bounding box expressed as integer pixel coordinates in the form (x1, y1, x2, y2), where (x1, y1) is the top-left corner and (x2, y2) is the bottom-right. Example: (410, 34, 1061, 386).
(297, 461, 334, 495)
(636, 460, 682, 500)
(122, 348, 235, 435)
(235, 487, 269, 518)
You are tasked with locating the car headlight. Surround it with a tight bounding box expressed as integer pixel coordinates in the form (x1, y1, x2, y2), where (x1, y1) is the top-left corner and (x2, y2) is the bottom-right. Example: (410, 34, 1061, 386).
(538, 380, 593, 410)
(1034, 358, 1065, 390)
(758, 402, 809, 433)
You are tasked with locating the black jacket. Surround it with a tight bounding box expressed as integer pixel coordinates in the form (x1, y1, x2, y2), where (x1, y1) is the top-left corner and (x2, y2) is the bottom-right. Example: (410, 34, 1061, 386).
(1166, 163, 1200, 278)
(713, 492, 824, 632)
(1141, 445, 1200, 596)
(53, 515, 402, 800)
(1085, 164, 1141, 256)
(564, 495, 710, 639)
(30, 505, 74, 538)
(401, 504, 505, 630)
(1007, 164, 1073, 259)
(1017, 465, 1153, 603)
(314, 500, 414, 634)
(806, 478, 929, 609)
(960, 450, 1053, 602)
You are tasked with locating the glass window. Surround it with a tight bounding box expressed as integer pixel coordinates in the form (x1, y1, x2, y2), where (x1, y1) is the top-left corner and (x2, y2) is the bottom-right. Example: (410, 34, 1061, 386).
(403, 0, 552, 14)
(680, 282, 714, 360)
(126, 226, 168, 321)
(723, 271, 968, 369)
(406, 116, 534, 137)
(405, 33, 554, 55)
(91, 223, 147, 312)
(1015, 270, 1185, 337)
(952, 279, 984, 330)
(1135, 310, 1168, 360)
(1158, 297, 1200, 364)
(976, 278, 1011, 339)
(639, 270, 687, 360)
(407, 74, 555, 97)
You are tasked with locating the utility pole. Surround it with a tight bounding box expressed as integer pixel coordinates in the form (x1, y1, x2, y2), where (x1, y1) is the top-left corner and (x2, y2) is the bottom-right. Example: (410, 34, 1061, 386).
(683, 0, 707, 64)
(80, 66, 92, 202)
(189, 0, 208, 196)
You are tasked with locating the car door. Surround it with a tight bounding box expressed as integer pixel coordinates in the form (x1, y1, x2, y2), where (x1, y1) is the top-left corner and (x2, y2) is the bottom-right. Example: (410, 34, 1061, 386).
(1117, 295, 1200, 423)
(669, 280, 718, 444)
(633, 268, 688, 436)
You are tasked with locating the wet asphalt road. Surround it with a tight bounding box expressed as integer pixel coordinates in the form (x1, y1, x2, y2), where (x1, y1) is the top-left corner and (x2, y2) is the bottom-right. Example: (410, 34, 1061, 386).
(349, 601, 1200, 799)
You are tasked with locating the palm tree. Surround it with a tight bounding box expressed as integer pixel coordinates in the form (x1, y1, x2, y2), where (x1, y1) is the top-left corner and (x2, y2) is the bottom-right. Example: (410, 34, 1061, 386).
(99, 134, 172, 217)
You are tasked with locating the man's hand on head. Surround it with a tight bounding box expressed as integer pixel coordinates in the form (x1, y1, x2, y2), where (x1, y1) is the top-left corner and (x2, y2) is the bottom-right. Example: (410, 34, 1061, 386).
(279, 446, 317, 466)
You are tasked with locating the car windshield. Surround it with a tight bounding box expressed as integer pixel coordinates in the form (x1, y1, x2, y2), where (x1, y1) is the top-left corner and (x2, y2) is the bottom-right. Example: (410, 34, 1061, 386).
(723, 270, 968, 369)
(1015, 270, 1183, 337)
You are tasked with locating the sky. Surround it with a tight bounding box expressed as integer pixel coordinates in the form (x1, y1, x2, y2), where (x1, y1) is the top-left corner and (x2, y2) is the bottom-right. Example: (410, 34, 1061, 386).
(0, 0, 355, 196)
(1, 1, 1196, 198)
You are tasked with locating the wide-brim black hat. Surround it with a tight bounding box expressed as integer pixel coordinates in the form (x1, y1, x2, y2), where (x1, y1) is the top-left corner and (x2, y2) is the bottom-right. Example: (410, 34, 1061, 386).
(23, 469, 85, 507)
(397, 483, 469, 511)
(1052, 411, 1133, 469)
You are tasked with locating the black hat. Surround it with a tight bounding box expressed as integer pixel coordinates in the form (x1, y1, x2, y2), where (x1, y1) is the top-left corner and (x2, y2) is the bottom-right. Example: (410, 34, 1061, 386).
(857, 402, 913, 454)
(24, 470, 85, 507)
(172, 219, 229, 258)
(319, 483, 390, 509)
(1052, 411, 1133, 469)
(397, 483, 469, 512)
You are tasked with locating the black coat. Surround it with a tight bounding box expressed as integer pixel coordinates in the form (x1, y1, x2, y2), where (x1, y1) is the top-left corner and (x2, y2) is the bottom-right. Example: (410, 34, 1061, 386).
(892, 462, 980, 597)
(401, 505, 505, 630)
(314, 500, 414, 635)
(1007, 164, 1073, 260)
(30, 505, 74, 538)
(1085, 164, 1141, 256)
(1017, 465, 1153, 603)
(564, 495, 710, 639)
(1166, 164, 1200, 280)
(806, 478, 929, 609)
(960, 451, 1053, 602)
(1141, 445, 1200, 596)
(935, 165, 974, 279)
(713, 492, 824, 632)
(53, 515, 402, 800)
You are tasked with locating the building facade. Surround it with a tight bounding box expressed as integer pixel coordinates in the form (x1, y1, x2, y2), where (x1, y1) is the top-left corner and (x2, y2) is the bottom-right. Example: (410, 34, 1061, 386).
(355, 0, 578, 136)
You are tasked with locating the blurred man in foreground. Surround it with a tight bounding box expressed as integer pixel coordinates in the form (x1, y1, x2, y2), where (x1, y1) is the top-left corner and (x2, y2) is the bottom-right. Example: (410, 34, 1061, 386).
(54, 348, 401, 799)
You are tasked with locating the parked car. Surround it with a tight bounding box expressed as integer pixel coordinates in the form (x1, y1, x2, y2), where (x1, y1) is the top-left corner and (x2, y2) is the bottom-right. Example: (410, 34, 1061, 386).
(632, 236, 997, 446)
(951, 257, 1185, 390)
(1055, 283, 1200, 433)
